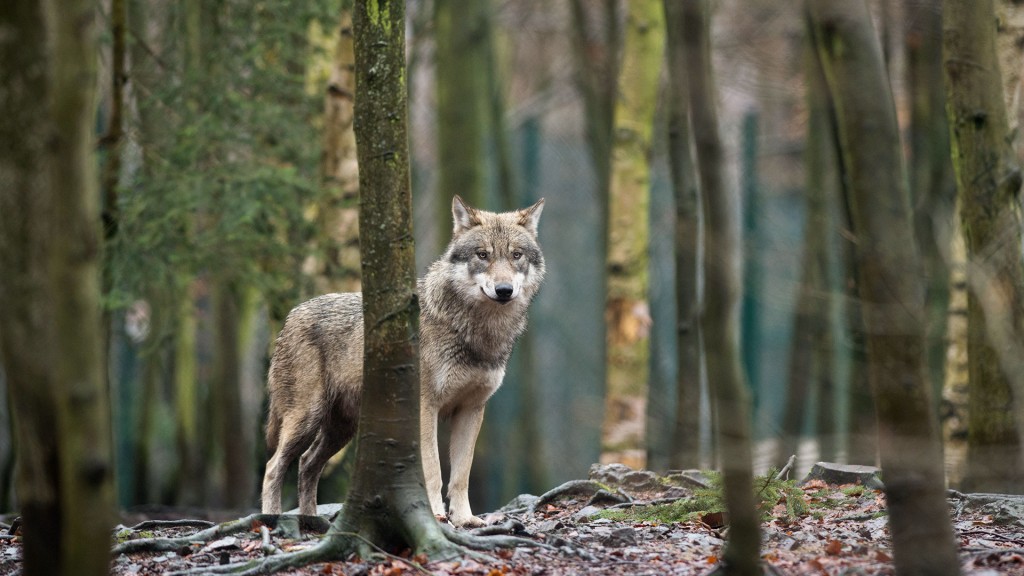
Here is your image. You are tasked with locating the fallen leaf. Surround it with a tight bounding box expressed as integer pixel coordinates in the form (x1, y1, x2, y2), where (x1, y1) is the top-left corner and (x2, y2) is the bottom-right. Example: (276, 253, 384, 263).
(700, 512, 726, 529)
(825, 539, 843, 556)
(875, 550, 892, 562)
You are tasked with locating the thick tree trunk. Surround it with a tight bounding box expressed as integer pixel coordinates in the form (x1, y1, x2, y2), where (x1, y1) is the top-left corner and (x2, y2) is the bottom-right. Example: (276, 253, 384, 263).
(945, 0, 1024, 495)
(313, 6, 361, 296)
(0, 4, 63, 574)
(808, 1, 961, 573)
(334, 0, 452, 556)
(0, 1, 116, 574)
(683, 1, 760, 573)
(601, 0, 663, 470)
(662, 0, 703, 472)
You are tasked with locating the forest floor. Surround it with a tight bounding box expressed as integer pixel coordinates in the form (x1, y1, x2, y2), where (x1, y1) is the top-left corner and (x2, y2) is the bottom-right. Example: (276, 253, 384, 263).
(2, 463, 1024, 575)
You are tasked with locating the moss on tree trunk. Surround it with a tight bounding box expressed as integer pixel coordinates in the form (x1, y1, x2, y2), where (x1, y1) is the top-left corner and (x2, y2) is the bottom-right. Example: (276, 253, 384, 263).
(944, 0, 1024, 495)
(601, 0, 663, 468)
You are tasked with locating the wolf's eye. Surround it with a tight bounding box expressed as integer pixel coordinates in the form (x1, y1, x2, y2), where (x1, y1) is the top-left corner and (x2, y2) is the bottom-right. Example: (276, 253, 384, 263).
(476, 251, 488, 260)
(511, 251, 523, 260)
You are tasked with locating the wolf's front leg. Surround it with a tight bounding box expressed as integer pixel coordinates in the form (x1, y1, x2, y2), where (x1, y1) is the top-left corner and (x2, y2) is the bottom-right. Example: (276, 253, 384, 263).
(447, 405, 487, 527)
(420, 402, 446, 519)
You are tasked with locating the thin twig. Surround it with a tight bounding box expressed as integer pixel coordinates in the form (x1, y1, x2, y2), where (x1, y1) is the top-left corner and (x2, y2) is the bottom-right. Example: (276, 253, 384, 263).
(775, 455, 797, 481)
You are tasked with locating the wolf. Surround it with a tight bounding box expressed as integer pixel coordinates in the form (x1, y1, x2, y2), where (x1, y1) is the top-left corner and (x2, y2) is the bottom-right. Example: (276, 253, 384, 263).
(260, 195, 545, 527)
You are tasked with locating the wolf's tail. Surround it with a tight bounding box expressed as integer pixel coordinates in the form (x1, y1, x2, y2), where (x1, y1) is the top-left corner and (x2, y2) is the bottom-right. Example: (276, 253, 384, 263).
(265, 407, 281, 455)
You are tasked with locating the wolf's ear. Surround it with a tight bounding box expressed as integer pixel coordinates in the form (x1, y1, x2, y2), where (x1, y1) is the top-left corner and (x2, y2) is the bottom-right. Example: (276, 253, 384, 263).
(517, 198, 545, 236)
(452, 195, 482, 234)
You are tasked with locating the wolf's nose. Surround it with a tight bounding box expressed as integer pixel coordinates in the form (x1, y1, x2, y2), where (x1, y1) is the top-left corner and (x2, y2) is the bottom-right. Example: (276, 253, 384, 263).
(495, 283, 514, 299)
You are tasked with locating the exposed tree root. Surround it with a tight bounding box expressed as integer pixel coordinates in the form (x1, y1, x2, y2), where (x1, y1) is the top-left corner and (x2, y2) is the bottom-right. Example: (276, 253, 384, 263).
(440, 521, 552, 553)
(115, 512, 555, 576)
(529, 480, 609, 513)
(124, 519, 216, 531)
(112, 514, 330, 556)
(160, 524, 553, 576)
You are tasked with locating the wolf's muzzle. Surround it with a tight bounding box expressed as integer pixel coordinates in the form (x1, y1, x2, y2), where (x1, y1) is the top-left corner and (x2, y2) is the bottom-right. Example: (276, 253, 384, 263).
(494, 283, 514, 302)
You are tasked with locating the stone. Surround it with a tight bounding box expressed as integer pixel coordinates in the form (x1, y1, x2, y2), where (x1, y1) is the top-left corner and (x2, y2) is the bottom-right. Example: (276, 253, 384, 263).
(801, 462, 884, 490)
(601, 527, 638, 547)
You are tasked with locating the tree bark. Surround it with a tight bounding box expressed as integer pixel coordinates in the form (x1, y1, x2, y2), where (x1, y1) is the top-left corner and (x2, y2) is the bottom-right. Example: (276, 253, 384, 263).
(334, 0, 452, 555)
(434, 0, 489, 246)
(780, 39, 837, 467)
(0, 1, 116, 574)
(808, 1, 961, 573)
(313, 5, 361, 296)
(601, 0, 663, 469)
(662, 0, 703, 472)
(0, 4, 63, 573)
(683, 1, 761, 573)
(945, 0, 1024, 494)
(212, 279, 250, 509)
(906, 0, 955, 403)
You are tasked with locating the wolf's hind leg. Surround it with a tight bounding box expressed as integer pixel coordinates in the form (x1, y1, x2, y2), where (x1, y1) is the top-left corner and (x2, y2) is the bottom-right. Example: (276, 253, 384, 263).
(447, 405, 486, 527)
(261, 424, 315, 514)
(297, 420, 355, 516)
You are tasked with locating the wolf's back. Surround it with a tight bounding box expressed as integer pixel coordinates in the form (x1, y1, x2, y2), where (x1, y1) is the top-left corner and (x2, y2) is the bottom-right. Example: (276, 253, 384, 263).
(265, 293, 364, 453)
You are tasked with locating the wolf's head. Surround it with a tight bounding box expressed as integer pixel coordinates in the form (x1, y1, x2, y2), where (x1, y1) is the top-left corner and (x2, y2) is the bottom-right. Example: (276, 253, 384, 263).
(441, 195, 545, 307)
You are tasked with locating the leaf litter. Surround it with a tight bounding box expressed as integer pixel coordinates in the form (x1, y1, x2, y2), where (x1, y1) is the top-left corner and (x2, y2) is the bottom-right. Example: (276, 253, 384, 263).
(2, 464, 1023, 575)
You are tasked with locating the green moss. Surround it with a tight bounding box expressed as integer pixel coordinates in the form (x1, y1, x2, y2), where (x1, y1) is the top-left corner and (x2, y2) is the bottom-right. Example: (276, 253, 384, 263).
(841, 485, 866, 497)
(596, 469, 810, 524)
(366, 0, 392, 35)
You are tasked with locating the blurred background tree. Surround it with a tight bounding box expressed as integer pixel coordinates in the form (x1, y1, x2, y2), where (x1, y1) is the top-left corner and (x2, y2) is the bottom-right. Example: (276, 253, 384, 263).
(3, 0, 1024, 539)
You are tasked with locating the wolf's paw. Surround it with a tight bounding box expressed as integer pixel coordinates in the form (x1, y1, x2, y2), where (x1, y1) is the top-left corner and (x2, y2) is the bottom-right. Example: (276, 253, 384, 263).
(449, 513, 486, 528)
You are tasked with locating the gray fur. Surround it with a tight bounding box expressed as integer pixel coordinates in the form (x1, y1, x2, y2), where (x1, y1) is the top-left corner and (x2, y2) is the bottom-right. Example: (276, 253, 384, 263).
(261, 196, 545, 526)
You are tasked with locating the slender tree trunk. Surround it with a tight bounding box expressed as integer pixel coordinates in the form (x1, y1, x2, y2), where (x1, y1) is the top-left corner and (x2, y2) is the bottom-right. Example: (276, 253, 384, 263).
(944, 0, 1024, 494)
(0, 1, 116, 574)
(569, 0, 619, 472)
(781, 40, 836, 468)
(808, 1, 961, 573)
(683, 2, 760, 573)
(100, 0, 126, 451)
(172, 0, 206, 506)
(662, 0, 703, 471)
(740, 113, 761, 410)
(434, 0, 489, 237)
(601, 0, 663, 469)
(569, 0, 619, 210)
(942, 223, 970, 487)
(212, 278, 250, 509)
(173, 292, 201, 505)
(906, 0, 955, 403)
